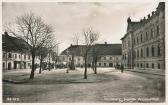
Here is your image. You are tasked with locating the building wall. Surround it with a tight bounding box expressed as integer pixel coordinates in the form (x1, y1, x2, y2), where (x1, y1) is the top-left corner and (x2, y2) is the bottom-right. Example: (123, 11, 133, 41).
(133, 6, 165, 71)
(2, 51, 32, 70)
(121, 3, 165, 70)
(97, 55, 122, 67)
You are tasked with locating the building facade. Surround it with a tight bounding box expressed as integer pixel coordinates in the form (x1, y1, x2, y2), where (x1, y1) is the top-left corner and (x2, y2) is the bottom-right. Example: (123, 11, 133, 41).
(60, 43, 122, 68)
(121, 2, 165, 71)
(2, 32, 32, 70)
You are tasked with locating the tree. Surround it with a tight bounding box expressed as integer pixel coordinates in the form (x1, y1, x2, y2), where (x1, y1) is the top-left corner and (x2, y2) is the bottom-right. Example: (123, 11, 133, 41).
(6, 12, 54, 79)
(36, 47, 48, 74)
(82, 28, 99, 79)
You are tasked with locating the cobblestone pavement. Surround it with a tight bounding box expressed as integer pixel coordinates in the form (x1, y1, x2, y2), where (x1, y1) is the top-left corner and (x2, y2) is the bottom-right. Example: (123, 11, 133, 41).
(3, 68, 165, 103)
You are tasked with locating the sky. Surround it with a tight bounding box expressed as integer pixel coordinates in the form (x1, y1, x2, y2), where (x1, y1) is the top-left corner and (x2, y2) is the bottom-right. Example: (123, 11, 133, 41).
(2, 1, 159, 54)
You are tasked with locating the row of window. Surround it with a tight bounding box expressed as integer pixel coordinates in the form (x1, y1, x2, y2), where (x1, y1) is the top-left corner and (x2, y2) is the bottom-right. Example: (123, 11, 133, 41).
(134, 25, 160, 45)
(135, 44, 161, 58)
(102, 57, 119, 60)
(3, 53, 31, 60)
(135, 63, 161, 69)
(123, 44, 161, 60)
(122, 25, 160, 50)
(98, 62, 119, 67)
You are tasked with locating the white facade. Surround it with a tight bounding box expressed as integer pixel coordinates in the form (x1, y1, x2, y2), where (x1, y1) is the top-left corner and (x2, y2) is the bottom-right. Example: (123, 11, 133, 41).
(97, 55, 122, 67)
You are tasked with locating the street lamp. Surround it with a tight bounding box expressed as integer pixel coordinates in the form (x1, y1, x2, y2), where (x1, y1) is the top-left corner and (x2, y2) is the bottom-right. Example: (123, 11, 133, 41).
(66, 50, 69, 73)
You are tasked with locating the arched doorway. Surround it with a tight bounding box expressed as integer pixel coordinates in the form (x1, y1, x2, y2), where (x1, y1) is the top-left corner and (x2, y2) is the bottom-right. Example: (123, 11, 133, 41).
(109, 63, 113, 67)
(8, 62, 11, 70)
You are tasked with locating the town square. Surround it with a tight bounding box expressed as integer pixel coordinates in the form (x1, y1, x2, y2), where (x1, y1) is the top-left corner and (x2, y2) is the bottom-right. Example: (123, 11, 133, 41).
(2, 1, 165, 103)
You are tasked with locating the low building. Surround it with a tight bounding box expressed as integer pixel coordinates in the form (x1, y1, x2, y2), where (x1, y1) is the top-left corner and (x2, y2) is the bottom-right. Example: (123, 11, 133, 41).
(94, 43, 122, 67)
(2, 32, 32, 70)
(60, 43, 122, 68)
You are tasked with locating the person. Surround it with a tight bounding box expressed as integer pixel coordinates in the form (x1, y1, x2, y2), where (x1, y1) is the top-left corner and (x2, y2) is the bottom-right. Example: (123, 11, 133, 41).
(121, 65, 124, 73)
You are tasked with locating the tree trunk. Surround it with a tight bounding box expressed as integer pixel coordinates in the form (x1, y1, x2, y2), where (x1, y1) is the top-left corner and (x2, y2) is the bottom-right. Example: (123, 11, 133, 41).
(94, 58, 97, 74)
(39, 56, 42, 74)
(30, 53, 35, 79)
(49, 53, 51, 71)
(84, 56, 87, 79)
(92, 60, 94, 71)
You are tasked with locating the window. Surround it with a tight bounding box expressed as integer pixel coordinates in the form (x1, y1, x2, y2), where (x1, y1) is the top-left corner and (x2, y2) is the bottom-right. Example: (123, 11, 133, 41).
(157, 25, 160, 35)
(28, 55, 30, 59)
(146, 47, 149, 57)
(137, 37, 139, 44)
(158, 63, 160, 69)
(78, 58, 80, 61)
(158, 44, 161, 56)
(8, 53, 12, 58)
(146, 32, 148, 41)
(3, 53, 5, 58)
(137, 50, 139, 58)
(151, 46, 155, 56)
(152, 63, 154, 69)
(141, 63, 143, 68)
(151, 28, 154, 38)
(110, 57, 112, 60)
(69, 58, 71, 60)
(3, 62, 5, 68)
(141, 49, 143, 57)
(116, 57, 118, 60)
(99, 63, 101, 66)
(104, 57, 106, 60)
(104, 63, 106, 66)
(140, 34, 143, 42)
(15, 54, 17, 59)
(24, 55, 26, 59)
(134, 39, 136, 45)
(146, 63, 149, 68)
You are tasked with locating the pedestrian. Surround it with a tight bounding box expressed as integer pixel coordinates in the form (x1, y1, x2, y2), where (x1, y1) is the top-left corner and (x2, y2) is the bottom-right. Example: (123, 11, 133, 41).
(121, 65, 124, 73)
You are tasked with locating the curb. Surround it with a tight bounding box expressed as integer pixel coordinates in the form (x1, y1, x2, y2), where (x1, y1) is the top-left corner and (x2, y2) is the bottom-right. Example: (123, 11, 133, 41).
(3, 79, 29, 84)
(124, 69, 165, 76)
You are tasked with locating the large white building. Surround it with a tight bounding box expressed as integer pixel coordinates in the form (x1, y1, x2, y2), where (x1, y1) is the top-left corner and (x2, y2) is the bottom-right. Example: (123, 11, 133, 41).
(60, 43, 122, 68)
(121, 2, 165, 71)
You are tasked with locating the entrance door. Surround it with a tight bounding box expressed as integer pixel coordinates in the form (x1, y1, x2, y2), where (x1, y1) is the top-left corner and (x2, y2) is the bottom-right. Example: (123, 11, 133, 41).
(109, 63, 113, 67)
(8, 62, 11, 70)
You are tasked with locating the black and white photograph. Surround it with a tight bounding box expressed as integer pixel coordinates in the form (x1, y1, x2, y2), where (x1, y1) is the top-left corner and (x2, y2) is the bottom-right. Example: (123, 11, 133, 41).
(1, 0, 166, 103)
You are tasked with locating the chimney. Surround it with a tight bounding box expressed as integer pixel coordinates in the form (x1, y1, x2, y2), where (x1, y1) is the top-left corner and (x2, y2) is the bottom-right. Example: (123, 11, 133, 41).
(105, 42, 107, 44)
(147, 14, 151, 19)
(4, 31, 8, 36)
(127, 17, 131, 23)
(143, 17, 146, 21)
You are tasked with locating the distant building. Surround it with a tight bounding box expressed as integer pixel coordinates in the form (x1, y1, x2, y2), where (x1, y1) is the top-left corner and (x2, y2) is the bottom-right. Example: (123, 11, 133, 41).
(2, 32, 32, 70)
(94, 43, 122, 67)
(60, 43, 122, 68)
(121, 2, 165, 71)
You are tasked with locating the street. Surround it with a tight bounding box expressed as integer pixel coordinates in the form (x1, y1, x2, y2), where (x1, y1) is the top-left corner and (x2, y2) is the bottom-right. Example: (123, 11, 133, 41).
(3, 68, 165, 103)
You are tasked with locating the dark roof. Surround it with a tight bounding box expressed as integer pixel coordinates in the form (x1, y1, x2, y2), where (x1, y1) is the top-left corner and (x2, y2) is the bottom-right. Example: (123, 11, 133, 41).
(2, 32, 30, 53)
(60, 44, 122, 56)
(61, 45, 86, 56)
(93, 44, 122, 55)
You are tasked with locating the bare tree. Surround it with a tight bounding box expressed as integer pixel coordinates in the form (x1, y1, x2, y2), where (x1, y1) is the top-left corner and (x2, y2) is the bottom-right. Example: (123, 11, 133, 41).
(6, 12, 54, 79)
(36, 47, 48, 74)
(82, 28, 99, 79)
